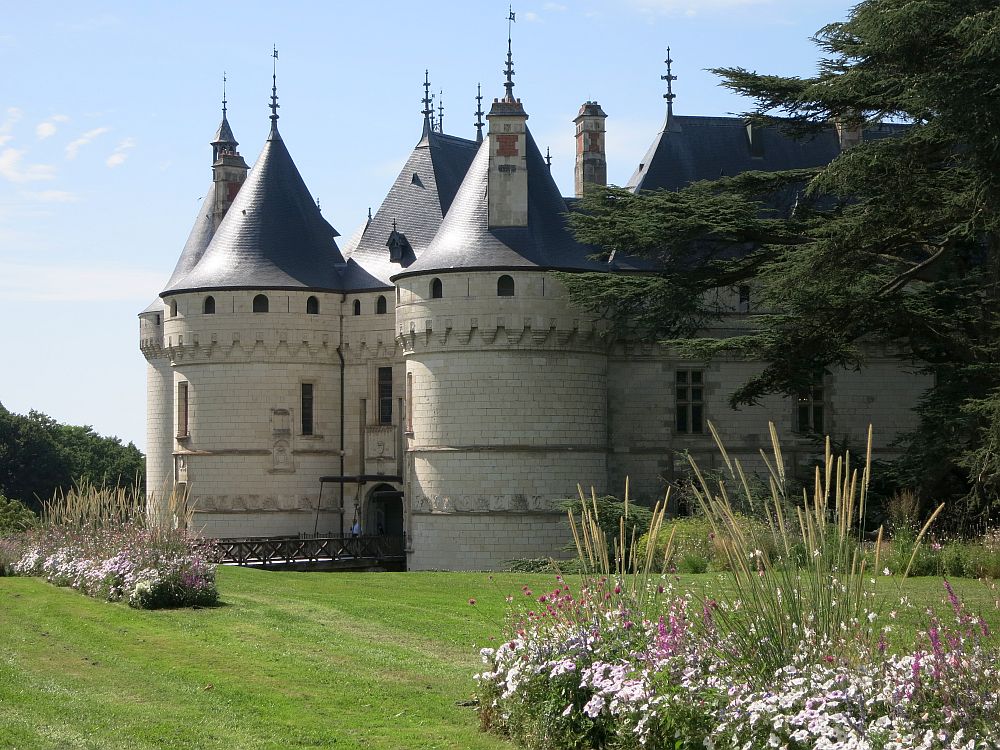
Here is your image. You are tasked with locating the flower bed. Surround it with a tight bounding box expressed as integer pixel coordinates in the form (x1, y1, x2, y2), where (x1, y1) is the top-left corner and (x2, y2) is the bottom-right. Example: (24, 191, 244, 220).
(476, 578, 1000, 750)
(3, 524, 219, 609)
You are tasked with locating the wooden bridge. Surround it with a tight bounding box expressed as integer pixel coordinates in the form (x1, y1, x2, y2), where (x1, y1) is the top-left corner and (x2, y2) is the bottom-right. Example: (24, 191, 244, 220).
(215, 534, 406, 571)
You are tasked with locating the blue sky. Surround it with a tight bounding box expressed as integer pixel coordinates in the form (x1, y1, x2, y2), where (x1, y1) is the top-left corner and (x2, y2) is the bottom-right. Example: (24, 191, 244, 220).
(0, 0, 856, 449)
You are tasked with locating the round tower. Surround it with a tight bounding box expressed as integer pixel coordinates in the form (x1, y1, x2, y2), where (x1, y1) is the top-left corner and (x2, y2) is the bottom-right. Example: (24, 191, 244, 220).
(392, 54, 611, 570)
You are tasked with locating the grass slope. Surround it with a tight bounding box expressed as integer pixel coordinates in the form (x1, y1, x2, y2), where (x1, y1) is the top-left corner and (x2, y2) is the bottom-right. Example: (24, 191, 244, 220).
(0, 567, 520, 750)
(1, 568, 997, 749)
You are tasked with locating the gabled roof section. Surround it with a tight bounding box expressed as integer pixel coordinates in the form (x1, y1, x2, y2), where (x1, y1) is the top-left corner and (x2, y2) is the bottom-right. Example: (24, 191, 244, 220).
(163, 126, 346, 294)
(341, 129, 478, 288)
(394, 129, 637, 279)
(627, 115, 907, 192)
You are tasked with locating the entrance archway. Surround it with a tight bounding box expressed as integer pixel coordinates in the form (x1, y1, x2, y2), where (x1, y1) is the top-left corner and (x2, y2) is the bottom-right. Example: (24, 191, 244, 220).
(366, 484, 404, 537)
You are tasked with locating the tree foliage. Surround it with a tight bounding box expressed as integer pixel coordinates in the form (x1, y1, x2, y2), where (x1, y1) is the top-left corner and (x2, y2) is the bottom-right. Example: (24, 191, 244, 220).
(562, 0, 1000, 529)
(0, 404, 144, 513)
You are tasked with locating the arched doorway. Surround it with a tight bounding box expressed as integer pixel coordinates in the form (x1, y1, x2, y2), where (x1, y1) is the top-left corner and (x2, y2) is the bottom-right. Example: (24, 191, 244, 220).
(366, 484, 404, 537)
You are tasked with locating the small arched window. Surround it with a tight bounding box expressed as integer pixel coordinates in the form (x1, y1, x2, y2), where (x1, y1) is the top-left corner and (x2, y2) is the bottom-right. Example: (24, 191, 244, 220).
(169, 299, 178, 317)
(306, 296, 319, 314)
(376, 295, 387, 314)
(203, 296, 215, 314)
(252, 294, 269, 313)
(353, 299, 361, 316)
(497, 275, 515, 297)
(431, 278, 443, 298)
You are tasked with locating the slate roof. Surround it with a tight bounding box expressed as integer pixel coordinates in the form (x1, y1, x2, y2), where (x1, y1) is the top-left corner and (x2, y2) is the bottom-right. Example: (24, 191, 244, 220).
(341, 129, 478, 288)
(163, 123, 346, 295)
(162, 186, 215, 291)
(393, 128, 645, 280)
(211, 113, 238, 150)
(627, 114, 907, 192)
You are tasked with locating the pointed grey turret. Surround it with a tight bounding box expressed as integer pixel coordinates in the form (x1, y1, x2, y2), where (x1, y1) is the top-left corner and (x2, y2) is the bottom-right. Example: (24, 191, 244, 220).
(163, 75, 344, 294)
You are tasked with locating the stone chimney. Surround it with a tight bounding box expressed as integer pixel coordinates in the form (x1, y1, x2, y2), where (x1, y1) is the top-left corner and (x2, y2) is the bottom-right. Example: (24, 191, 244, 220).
(574, 101, 607, 198)
(835, 117, 864, 151)
(211, 149, 249, 231)
(487, 96, 529, 228)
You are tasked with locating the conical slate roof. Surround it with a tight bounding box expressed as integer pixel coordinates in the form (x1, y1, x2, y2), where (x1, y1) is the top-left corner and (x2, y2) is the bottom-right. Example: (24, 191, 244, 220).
(392, 129, 615, 280)
(163, 124, 345, 294)
(211, 113, 238, 150)
(342, 129, 478, 287)
(162, 186, 215, 291)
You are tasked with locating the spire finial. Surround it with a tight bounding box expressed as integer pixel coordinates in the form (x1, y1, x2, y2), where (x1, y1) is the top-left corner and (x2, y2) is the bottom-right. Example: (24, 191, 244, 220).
(437, 90, 444, 133)
(430, 92, 436, 131)
(545, 146, 552, 171)
(222, 72, 228, 118)
(421, 69, 433, 135)
(661, 46, 677, 119)
(474, 82, 484, 143)
(503, 6, 516, 102)
(270, 46, 280, 128)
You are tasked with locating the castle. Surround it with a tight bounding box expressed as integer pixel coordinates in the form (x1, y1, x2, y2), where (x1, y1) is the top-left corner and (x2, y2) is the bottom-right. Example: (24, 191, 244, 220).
(138, 45, 930, 570)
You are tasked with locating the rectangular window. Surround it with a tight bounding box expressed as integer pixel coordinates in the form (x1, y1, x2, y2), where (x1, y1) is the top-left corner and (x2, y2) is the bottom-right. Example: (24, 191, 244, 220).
(301, 383, 314, 436)
(675, 370, 704, 434)
(377, 367, 393, 425)
(796, 381, 825, 434)
(176, 381, 189, 438)
(738, 285, 751, 313)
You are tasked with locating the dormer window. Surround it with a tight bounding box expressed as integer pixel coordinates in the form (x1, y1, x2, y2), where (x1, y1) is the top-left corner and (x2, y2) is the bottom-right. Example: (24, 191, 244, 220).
(431, 278, 443, 299)
(253, 294, 269, 313)
(203, 296, 215, 314)
(306, 296, 319, 314)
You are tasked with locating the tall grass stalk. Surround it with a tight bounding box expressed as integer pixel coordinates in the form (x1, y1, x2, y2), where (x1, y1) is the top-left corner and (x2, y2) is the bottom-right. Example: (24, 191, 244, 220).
(568, 481, 676, 613)
(689, 421, 943, 681)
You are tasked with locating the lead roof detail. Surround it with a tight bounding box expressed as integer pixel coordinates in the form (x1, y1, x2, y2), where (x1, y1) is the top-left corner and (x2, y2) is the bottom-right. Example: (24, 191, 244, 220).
(163, 119, 347, 295)
(394, 128, 637, 280)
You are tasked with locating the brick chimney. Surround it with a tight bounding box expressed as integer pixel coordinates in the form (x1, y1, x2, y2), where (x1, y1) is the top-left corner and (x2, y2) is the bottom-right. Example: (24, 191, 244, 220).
(574, 101, 607, 198)
(487, 96, 529, 228)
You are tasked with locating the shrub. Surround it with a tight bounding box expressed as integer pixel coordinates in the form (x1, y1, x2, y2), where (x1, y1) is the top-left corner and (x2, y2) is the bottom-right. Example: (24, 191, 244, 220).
(0, 493, 37, 535)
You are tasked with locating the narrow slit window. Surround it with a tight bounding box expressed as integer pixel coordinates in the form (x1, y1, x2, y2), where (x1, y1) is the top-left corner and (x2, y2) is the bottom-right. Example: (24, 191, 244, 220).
(169, 299, 178, 318)
(252, 294, 269, 313)
(405, 372, 413, 432)
(301, 383, 314, 436)
(738, 285, 751, 313)
(353, 299, 361, 316)
(675, 370, 704, 434)
(176, 381, 189, 438)
(377, 367, 393, 425)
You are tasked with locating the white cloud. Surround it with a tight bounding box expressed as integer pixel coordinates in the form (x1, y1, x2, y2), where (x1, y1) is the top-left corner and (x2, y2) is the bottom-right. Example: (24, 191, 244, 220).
(523, 11, 541, 22)
(543, 2, 568, 10)
(0, 148, 57, 183)
(106, 137, 135, 168)
(0, 107, 22, 145)
(35, 114, 69, 140)
(0, 261, 165, 302)
(65, 126, 110, 159)
(22, 190, 79, 203)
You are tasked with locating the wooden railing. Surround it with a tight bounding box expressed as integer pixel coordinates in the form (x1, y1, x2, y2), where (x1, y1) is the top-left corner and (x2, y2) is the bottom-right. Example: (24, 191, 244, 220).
(215, 534, 405, 566)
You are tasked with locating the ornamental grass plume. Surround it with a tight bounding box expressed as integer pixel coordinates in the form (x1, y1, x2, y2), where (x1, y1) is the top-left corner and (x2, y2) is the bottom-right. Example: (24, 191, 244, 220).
(688, 421, 944, 681)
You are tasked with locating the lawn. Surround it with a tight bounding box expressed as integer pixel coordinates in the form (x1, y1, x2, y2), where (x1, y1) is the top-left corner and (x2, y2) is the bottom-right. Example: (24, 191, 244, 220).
(1, 567, 997, 749)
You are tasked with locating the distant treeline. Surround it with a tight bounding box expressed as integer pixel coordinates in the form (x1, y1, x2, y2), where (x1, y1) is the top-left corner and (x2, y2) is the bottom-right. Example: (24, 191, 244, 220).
(0, 403, 144, 513)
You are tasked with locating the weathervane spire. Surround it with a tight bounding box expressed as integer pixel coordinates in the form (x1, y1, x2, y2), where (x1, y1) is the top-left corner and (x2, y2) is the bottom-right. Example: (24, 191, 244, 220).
(545, 146, 552, 171)
(222, 72, 228, 117)
(269, 45, 280, 129)
(474, 82, 484, 143)
(437, 90, 444, 133)
(421, 69, 433, 135)
(503, 6, 516, 102)
(661, 46, 677, 119)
